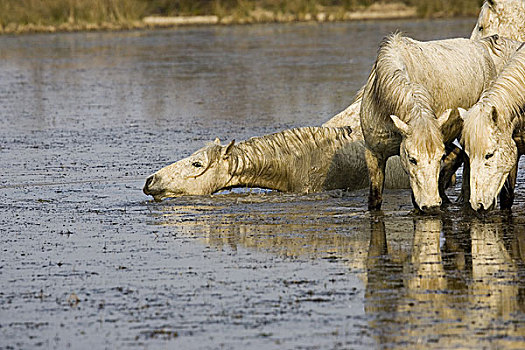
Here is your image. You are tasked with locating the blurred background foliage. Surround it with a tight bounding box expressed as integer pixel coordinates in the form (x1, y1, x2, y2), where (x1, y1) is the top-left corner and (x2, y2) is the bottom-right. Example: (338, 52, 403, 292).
(0, 0, 484, 29)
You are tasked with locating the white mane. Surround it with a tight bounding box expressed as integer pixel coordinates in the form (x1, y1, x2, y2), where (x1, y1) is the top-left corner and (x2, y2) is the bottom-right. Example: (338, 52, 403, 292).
(363, 33, 497, 152)
(463, 45, 525, 157)
(200, 126, 356, 192)
(482, 44, 525, 120)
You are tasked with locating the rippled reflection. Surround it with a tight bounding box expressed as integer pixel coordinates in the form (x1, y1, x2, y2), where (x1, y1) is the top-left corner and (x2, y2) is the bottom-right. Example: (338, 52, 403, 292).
(154, 198, 525, 348)
(366, 215, 525, 349)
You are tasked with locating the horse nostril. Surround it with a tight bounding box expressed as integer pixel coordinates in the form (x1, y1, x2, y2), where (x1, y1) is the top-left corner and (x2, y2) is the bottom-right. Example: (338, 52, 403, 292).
(144, 175, 155, 193)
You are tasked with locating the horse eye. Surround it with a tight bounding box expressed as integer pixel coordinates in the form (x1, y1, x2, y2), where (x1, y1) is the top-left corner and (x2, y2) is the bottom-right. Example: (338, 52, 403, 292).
(409, 157, 417, 165)
(478, 26, 483, 32)
(485, 152, 494, 160)
(192, 161, 203, 168)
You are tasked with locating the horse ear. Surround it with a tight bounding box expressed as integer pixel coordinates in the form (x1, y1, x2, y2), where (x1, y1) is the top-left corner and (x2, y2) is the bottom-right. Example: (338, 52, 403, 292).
(490, 106, 498, 124)
(390, 115, 411, 136)
(458, 107, 468, 120)
(214, 138, 221, 145)
(436, 108, 457, 128)
(487, 0, 503, 10)
(222, 140, 235, 159)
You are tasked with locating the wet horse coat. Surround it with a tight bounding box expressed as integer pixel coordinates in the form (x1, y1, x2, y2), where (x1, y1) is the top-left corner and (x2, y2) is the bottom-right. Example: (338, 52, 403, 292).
(325, 0, 525, 131)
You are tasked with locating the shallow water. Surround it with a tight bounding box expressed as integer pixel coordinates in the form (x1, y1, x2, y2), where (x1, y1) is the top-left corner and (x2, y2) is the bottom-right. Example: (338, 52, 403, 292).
(1, 19, 524, 349)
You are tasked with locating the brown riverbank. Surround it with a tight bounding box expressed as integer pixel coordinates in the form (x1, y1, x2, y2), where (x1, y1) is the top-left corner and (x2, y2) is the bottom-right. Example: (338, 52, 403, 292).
(143, 3, 417, 27)
(0, 2, 432, 35)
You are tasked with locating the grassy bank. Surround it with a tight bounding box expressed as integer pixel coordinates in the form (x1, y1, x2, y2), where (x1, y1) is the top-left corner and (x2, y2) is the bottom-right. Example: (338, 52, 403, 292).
(0, 0, 483, 34)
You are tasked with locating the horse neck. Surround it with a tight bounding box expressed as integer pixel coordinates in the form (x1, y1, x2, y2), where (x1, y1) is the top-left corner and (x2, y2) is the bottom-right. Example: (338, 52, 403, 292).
(390, 77, 444, 151)
(483, 49, 525, 126)
(386, 75, 436, 127)
(225, 137, 299, 192)
(226, 128, 348, 193)
(375, 38, 436, 124)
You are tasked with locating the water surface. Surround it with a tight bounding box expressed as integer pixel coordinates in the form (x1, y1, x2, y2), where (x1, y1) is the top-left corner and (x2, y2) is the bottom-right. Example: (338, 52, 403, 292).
(1, 19, 524, 349)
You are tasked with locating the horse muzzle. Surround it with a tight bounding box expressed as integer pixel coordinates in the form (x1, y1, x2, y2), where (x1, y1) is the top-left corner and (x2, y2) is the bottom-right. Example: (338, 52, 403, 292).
(471, 199, 496, 213)
(143, 175, 156, 196)
(414, 195, 442, 213)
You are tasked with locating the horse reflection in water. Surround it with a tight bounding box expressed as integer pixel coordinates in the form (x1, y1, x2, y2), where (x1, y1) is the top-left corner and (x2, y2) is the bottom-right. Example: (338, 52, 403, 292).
(156, 198, 376, 278)
(162, 202, 525, 347)
(469, 220, 524, 331)
(366, 215, 525, 349)
(155, 202, 525, 350)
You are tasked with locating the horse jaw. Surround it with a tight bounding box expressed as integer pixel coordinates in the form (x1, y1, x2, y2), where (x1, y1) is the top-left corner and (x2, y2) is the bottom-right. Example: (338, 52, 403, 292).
(408, 162, 443, 212)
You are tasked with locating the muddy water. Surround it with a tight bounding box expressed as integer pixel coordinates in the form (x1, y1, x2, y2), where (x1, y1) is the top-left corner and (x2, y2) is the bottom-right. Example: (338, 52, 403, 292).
(1, 19, 524, 349)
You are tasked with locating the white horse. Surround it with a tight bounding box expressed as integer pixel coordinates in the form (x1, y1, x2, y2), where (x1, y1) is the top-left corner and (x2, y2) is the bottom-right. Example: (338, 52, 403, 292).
(143, 126, 410, 200)
(360, 34, 503, 212)
(326, 0, 525, 132)
(470, 0, 525, 41)
(459, 43, 525, 211)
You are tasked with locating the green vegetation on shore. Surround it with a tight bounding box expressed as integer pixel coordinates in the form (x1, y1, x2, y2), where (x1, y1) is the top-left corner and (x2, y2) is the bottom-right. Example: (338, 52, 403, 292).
(0, 0, 483, 34)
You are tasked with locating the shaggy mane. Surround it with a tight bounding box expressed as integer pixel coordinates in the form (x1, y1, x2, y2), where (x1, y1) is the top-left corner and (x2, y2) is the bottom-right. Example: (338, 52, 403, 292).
(410, 114, 445, 155)
(232, 126, 352, 179)
(203, 127, 353, 187)
(463, 45, 525, 157)
(483, 45, 525, 119)
(372, 33, 444, 154)
(462, 105, 495, 158)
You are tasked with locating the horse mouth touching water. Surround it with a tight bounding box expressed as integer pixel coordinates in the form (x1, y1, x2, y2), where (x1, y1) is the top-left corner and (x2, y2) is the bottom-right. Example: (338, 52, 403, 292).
(143, 126, 413, 201)
(143, 174, 184, 200)
(145, 0, 525, 210)
(143, 138, 236, 200)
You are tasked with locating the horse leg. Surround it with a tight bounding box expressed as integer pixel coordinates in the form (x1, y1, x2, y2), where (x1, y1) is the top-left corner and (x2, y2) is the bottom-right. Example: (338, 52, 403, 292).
(368, 214, 387, 258)
(365, 148, 386, 211)
(457, 156, 470, 207)
(499, 161, 518, 210)
(439, 144, 464, 205)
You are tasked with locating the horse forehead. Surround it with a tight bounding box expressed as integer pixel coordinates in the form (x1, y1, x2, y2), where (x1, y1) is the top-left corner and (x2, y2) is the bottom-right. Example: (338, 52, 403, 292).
(464, 122, 498, 155)
(403, 135, 444, 157)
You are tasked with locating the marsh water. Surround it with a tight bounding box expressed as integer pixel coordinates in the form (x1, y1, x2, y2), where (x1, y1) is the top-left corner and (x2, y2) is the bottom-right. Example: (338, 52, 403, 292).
(1, 19, 525, 349)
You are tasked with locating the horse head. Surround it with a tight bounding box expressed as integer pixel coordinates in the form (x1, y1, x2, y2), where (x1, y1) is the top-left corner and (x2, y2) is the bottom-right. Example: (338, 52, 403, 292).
(459, 105, 518, 211)
(143, 139, 235, 200)
(390, 109, 455, 213)
(471, 0, 525, 41)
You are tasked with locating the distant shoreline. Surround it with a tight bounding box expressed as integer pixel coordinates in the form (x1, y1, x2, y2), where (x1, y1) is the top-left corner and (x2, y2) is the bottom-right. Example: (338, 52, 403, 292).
(143, 3, 418, 26)
(1, 3, 421, 35)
